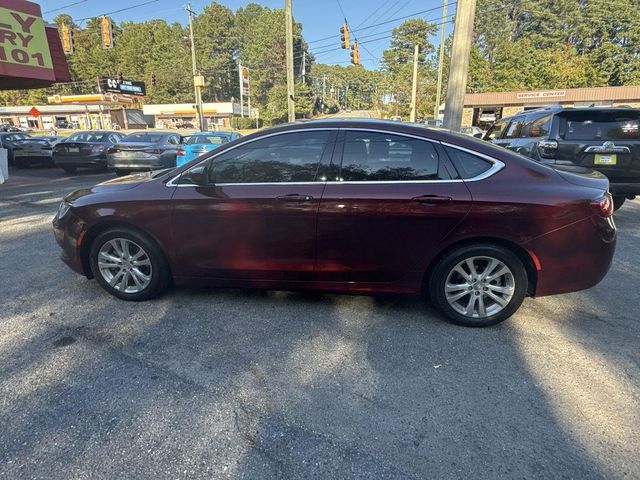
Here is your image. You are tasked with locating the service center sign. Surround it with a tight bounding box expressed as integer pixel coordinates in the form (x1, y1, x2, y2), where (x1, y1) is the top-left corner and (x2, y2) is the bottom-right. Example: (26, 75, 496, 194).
(0, 0, 54, 81)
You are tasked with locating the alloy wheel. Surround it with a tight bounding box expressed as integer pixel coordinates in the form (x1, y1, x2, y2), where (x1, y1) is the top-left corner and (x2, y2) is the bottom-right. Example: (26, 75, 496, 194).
(97, 238, 153, 294)
(444, 256, 515, 319)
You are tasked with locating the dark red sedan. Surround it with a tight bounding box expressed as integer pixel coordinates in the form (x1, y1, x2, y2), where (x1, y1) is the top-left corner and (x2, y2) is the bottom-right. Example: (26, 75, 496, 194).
(53, 119, 616, 326)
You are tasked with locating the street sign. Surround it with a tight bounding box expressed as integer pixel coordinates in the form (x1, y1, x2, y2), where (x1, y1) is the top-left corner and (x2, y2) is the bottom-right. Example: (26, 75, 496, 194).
(29, 106, 40, 117)
(99, 77, 146, 96)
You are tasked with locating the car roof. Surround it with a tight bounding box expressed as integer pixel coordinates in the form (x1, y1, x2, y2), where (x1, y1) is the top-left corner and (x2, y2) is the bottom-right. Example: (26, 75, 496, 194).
(498, 105, 640, 123)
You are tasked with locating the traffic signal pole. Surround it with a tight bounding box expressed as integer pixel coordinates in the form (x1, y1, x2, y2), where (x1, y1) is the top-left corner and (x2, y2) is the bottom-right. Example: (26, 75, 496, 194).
(443, 0, 476, 131)
(186, 3, 205, 131)
(285, 0, 295, 122)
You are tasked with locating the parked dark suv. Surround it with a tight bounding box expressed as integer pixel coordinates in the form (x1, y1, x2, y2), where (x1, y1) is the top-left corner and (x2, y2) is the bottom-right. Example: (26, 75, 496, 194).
(484, 106, 640, 209)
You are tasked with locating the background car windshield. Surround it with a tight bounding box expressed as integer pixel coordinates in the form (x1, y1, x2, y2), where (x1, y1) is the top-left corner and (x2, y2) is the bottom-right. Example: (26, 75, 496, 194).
(186, 134, 230, 145)
(68, 132, 108, 142)
(6, 133, 28, 141)
(122, 133, 165, 143)
(562, 111, 640, 140)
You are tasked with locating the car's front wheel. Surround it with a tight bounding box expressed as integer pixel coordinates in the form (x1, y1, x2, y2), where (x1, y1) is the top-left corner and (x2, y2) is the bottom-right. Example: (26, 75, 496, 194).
(89, 228, 170, 301)
(114, 169, 129, 177)
(429, 244, 527, 327)
(62, 166, 77, 174)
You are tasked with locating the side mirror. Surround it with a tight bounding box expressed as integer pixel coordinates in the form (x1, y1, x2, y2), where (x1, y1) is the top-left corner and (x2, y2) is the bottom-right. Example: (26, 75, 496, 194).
(188, 164, 208, 185)
(474, 132, 484, 139)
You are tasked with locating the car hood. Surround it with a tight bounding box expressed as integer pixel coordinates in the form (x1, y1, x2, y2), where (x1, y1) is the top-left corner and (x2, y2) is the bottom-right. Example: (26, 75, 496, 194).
(64, 172, 155, 203)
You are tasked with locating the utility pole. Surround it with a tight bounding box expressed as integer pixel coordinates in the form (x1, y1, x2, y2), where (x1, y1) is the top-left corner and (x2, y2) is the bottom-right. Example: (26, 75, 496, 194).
(443, 0, 476, 131)
(285, 0, 295, 122)
(434, 0, 447, 120)
(186, 2, 205, 131)
(301, 51, 306, 83)
(322, 75, 326, 112)
(238, 63, 244, 118)
(409, 44, 420, 122)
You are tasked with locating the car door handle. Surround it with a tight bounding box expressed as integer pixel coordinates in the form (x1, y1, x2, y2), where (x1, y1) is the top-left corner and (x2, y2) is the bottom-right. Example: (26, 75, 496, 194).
(276, 194, 314, 202)
(412, 195, 452, 204)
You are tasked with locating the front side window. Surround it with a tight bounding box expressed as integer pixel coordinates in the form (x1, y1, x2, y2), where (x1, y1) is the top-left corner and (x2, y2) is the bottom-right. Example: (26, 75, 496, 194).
(209, 131, 331, 184)
(339, 131, 448, 181)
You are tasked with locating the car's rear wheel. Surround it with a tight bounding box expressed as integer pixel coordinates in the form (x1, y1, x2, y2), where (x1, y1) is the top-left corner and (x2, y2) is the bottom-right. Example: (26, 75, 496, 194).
(114, 169, 129, 177)
(62, 166, 77, 174)
(429, 244, 527, 327)
(612, 196, 626, 211)
(89, 228, 170, 301)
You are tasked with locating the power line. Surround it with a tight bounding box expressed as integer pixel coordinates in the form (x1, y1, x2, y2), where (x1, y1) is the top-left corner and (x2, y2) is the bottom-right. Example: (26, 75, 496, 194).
(43, 0, 89, 15)
(307, 2, 456, 45)
(75, 0, 160, 21)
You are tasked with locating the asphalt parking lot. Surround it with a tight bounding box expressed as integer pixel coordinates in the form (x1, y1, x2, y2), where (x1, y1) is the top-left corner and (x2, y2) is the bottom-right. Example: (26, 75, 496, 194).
(1, 168, 639, 479)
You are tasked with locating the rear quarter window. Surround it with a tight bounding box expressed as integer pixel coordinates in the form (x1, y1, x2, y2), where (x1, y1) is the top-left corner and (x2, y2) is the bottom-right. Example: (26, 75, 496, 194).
(445, 146, 493, 179)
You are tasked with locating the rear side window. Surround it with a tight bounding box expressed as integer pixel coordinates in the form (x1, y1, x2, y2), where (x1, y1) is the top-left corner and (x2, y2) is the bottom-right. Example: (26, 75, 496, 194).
(485, 121, 507, 140)
(340, 131, 450, 181)
(445, 147, 493, 179)
(561, 111, 640, 140)
(522, 114, 552, 138)
(504, 118, 525, 139)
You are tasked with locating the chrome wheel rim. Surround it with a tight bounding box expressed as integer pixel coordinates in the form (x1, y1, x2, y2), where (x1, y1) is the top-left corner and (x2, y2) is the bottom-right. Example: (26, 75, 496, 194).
(445, 256, 515, 319)
(97, 238, 152, 294)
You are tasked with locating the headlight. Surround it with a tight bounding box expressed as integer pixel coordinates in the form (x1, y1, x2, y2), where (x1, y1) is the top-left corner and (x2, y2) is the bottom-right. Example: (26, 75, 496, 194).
(56, 201, 71, 219)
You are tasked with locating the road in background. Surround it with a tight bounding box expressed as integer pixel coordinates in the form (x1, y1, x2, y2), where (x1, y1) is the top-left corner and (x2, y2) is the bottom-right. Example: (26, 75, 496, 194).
(1, 169, 639, 479)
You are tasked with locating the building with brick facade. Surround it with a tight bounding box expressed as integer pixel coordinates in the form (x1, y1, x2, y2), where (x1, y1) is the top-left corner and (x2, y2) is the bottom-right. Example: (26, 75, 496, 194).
(462, 86, 640, 129)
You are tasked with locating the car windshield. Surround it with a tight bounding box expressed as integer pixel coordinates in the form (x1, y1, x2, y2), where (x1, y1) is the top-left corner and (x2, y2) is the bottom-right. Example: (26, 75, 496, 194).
(67, 132, 108, 142)
(186, 134, 230, 145)
(562, 111, 640, 140)
(122, 133, 165, 143)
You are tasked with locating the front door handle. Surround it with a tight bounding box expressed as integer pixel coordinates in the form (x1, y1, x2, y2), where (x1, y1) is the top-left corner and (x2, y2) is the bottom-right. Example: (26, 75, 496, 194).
(412, 195, 452, 204)
(276, 194, 314, 202)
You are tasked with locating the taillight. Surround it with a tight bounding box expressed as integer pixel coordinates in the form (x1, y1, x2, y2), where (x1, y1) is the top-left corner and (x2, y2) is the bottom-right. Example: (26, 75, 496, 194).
(591, 192, 613, 217)
(537, 140, 558, 159)
(176, 147, 185, 156)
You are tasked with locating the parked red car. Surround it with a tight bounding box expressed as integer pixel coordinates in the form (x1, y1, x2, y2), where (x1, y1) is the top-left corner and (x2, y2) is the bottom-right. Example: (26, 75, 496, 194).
(53, 119, 616, 326)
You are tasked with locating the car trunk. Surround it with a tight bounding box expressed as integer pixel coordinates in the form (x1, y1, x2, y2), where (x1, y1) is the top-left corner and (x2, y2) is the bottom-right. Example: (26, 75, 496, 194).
(56, 142, 100, 156)
(111, 142, 161, 159)
(556, 109, 640, 183)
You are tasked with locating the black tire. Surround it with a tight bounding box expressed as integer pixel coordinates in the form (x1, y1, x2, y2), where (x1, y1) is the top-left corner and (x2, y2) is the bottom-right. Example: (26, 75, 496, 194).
(89, 227, 171, 301)
(62, 166, 77, 174)
(114, 169, 130, 177)
(428, 244, 527, 327)
(612, 196, 626, 211)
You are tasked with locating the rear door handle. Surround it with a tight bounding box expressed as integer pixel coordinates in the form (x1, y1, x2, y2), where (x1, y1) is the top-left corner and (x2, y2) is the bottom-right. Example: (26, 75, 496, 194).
(276, 194, 314, 202)
(412, 195, 452, 204)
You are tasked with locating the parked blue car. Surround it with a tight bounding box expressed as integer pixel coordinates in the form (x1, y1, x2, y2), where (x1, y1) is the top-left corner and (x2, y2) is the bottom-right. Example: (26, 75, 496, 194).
(176, 131, 241, 166)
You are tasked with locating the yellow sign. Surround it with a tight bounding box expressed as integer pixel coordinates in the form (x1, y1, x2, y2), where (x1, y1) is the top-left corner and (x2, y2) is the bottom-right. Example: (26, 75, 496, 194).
(0, 6, 53, 70)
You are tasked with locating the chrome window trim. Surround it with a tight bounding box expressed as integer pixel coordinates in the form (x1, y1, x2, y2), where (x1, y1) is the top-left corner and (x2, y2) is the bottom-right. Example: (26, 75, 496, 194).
(166, 127, 505, 187)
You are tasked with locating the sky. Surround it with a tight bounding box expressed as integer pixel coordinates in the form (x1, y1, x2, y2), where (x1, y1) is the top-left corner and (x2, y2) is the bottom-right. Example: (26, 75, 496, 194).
(41, 0, 453, 69)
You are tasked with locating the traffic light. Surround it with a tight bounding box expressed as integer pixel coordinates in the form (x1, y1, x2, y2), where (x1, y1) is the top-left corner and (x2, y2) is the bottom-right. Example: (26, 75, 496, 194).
(118, 71, 123, 84)
(151, 73, 157, 86)
(60, 23, 74, 54)
(351, 40, 360, 65)
(100, 15, 115, 49)
(340, 22, 350, 49)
